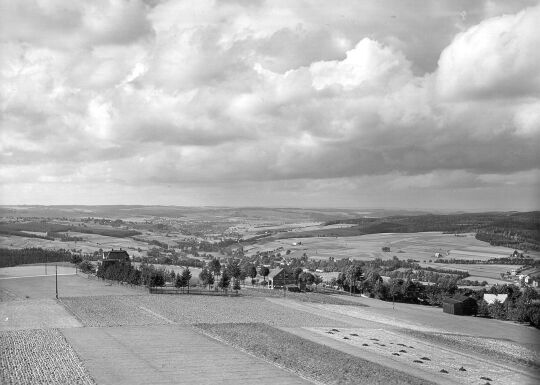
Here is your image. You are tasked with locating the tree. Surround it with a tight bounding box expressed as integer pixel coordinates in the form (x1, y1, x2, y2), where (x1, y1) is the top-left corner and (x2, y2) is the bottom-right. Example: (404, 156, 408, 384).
(181, 267, 192, 293)
(199, 267, 213, 290)
(299, 271, 315, 285)
(233, 278, 241, 292)
(71, 254, 83, 264)
(227, 259, 242, 292)
(345, 264, 363, 295)
(489, 300, 507, 320)
(227, 259, 241, 279)
(175, 272, 187, 291)
(78, 260, 95, 274)
(219, 270, 231, 292)
(209, 258, 222, 279)
(293, 267, 303, 286)
(245, 264, 258, 285)
(313, 275, 323, 291)
(149, 270, 165, 287)
(259, 266, 270, 283)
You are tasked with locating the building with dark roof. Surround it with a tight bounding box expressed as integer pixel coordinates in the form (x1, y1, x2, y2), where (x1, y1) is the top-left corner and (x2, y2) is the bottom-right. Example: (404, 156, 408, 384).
(443, 295, 478, 316)
(267, 268, 296, 289)
(101, 249, 130, 270)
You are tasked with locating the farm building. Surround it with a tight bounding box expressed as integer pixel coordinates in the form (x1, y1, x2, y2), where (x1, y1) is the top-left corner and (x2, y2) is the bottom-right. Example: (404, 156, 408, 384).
(267, 268, 296, 289)
(442, 295, 478, 316)
(101, 249, 130, 270)
(483, 294, 508, 305)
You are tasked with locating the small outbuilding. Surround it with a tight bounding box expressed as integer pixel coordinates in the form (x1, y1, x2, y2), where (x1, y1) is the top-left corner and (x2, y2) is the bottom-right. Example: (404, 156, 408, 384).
(443, 295, 478, 316)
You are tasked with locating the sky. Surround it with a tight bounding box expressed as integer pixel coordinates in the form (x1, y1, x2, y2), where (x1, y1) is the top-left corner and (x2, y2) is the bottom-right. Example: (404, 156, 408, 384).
(1, 0, 539, 211)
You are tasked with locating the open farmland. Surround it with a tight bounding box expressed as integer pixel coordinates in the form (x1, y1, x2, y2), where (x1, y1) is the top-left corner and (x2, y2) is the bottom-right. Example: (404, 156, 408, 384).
(2, 265, 539, 385)
(0, 233, 150, 256)
(420, 262, 523, 283)
(62, 325, 311, 385)
(0, 329, 94, 385)
(0, 299, 82, 330)
(0, 270, 140, 301)
(253, 232, 536, 262)
(61, 294, 350, 328)
(198, 323, 434, 385)
(302, 327, 533, 385)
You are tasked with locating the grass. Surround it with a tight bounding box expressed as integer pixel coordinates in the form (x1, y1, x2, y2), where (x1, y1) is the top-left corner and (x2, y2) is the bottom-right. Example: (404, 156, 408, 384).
(196, 323, 435, 385)
(242, 287, 369, 307)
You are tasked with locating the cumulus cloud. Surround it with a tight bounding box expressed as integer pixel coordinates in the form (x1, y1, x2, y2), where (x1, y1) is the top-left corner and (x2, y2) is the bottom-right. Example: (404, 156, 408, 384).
(0, 0, 539, 209)
(436, 4, 540, 99)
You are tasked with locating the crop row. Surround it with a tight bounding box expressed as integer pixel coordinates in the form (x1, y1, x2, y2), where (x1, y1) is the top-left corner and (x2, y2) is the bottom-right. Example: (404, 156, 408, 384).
(61, 294, 348, 327)
(0, 329, 94, 385)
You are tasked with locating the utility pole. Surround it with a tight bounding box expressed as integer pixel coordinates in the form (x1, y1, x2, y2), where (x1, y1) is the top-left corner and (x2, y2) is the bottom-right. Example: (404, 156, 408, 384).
(55, 264, 58, 299)
(283, 270, 286, 298)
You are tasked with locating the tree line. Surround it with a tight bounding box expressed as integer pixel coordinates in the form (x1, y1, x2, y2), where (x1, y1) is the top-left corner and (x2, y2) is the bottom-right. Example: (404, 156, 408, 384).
(0, 248, 72, 268)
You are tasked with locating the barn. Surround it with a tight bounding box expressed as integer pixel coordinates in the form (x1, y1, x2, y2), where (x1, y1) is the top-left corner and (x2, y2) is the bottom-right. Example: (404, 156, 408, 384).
(267, 268, 296, 289)
(442, 295, 478, 316)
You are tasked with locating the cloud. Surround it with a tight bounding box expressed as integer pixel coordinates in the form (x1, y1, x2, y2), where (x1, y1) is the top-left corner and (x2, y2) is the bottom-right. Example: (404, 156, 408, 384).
(436, 4, 540, 100)
(0, 0, 154, 49)
(0, 0, 539, 209)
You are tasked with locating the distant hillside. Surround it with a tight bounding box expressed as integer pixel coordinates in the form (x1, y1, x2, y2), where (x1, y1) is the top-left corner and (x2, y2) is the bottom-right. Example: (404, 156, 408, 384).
(0, 221, 140, 238)
(270, 212, 540, 251)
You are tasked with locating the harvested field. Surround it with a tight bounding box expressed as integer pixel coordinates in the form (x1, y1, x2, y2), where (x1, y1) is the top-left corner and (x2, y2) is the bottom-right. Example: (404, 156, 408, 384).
(62, 325, 310, 385)
(402, 330, 540, 368)
(62, 294, 348, 327)
(254, 232, 530, 262)
(196, 323, 434, 385)
(0, 299, 82, 330)
(305, 327, 536, 385)
(269, 296, 540, 347)
(0, 328, 94, 385)
(419, 263, 523, 280)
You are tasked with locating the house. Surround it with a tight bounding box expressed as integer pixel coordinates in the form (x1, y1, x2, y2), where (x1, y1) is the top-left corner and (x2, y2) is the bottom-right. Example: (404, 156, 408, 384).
(517, 267, 540, 287)
(483, 294, 508, 305)
(442, 295, 478, 316)
(101, 249, 130, 270)
(267, 268, 296, 289)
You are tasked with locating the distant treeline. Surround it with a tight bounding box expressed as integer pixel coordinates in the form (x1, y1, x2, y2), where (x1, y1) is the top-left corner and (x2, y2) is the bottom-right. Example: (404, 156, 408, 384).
(0, 248, 72, 268)
(435, 257, 539, 265)
(321, 211, 540, 251)
(0, 221, 140, 239)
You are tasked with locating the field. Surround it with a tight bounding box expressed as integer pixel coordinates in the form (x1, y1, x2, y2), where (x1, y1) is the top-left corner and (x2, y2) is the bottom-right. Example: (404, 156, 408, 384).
(62, 325, 311, 385)
(197, 323, 434, 385)
(420, 262, 522, 284)
(1, 265, 539, 385)
(0, 233, 150, 256)
(0, 329, 94, 385)
(253, 232, 538, 261)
